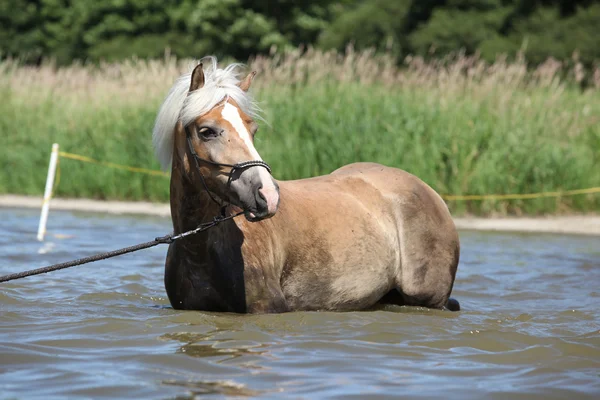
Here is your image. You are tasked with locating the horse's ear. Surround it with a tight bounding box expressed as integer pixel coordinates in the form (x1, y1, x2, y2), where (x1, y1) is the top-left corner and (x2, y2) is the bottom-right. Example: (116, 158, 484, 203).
(189, 63, 205, 92)
(238, 71, 257, 92)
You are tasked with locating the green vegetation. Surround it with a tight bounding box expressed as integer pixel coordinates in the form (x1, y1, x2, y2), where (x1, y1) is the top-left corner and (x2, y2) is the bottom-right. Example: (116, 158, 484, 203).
(0, 0, 340, 64)
(320, 0, 600, 70)
(1, 50, 599, 215)
(2, 1, 599, 69)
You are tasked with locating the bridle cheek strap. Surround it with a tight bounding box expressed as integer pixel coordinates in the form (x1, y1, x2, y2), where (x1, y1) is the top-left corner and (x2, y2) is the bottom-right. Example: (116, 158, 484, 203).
(184, 126, 272, 213)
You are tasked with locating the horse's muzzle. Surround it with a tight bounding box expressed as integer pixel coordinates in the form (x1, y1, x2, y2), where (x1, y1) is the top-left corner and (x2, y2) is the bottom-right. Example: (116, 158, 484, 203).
(244, 180, 280, 222)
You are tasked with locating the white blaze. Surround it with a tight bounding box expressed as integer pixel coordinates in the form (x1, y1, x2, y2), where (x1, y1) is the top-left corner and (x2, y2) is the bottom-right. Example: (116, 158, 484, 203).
(221, 102, 279, 214)
(221, 103, 262, 160)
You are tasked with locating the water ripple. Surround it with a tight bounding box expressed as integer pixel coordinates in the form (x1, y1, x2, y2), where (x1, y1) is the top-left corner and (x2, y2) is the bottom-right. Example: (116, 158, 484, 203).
(1, 209, 599, 399)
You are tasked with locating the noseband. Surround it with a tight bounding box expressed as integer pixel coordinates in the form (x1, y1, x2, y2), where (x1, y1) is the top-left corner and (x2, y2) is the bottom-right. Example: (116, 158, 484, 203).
(184, 125, 272, 211)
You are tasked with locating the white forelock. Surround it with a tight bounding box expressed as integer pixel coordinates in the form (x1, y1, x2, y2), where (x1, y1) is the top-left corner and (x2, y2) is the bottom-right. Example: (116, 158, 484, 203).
(152, 56, 260, 171)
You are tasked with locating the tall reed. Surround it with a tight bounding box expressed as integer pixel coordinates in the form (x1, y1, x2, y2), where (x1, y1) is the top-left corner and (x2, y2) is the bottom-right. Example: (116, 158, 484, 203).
(1, 48, 598, 215)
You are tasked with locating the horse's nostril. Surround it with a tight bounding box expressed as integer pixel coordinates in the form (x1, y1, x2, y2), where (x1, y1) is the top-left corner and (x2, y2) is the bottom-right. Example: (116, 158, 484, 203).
(256, 187, 268, 209)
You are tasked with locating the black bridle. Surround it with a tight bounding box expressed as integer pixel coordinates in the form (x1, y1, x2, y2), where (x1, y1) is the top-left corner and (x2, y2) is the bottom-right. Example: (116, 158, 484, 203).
(184, 125, 272, 213)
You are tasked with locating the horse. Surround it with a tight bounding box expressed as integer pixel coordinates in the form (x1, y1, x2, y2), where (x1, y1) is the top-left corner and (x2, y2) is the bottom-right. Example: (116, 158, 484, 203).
(153, 57, 460, 313)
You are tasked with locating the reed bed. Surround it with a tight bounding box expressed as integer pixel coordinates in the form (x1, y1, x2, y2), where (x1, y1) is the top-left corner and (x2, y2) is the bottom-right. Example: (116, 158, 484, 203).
(1, 48, 598, 215)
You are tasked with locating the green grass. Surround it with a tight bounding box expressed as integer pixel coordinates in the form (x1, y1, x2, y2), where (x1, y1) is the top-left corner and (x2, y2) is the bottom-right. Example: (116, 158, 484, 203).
(1, 52, 599, 216)
(259, 82, 600, 215)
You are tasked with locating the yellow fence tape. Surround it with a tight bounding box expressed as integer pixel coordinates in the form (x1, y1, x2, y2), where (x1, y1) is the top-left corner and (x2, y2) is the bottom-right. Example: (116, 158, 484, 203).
(57, 150, 599, 202)
(441, 187, 600, 201)
(59, 151, 169, 178)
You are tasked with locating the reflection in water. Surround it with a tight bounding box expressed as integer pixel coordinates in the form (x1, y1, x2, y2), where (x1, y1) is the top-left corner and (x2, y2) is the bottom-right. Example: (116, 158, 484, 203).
(164, 379, 262, 398)
(160, 331, 270, 362)
(0, 209, 599, 399)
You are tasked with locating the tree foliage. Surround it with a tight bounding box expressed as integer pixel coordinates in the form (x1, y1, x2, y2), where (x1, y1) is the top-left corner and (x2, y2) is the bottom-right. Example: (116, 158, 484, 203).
(1, 0, 598, 65)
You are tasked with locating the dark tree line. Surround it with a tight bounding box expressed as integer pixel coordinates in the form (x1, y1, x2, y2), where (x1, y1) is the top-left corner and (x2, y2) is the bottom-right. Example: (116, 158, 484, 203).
(1, 0, 598, 65)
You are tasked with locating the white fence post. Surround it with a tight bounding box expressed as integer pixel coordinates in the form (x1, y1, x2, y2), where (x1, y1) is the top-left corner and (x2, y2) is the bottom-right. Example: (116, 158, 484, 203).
(37, 143, 59, 241)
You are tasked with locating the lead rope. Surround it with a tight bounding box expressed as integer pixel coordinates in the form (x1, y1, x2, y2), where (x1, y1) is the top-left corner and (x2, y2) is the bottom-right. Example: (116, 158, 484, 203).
(0, 211, 243, 283)
(2, 121, 271, 284)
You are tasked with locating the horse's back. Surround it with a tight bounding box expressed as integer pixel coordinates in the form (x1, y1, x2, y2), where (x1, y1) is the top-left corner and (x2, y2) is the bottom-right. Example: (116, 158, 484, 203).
(331, 161, 458, 245)
(332, 162, 452, 223)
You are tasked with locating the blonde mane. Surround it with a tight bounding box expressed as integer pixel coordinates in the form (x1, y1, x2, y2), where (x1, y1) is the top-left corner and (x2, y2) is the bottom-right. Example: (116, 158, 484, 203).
(152, 56, 260, 170)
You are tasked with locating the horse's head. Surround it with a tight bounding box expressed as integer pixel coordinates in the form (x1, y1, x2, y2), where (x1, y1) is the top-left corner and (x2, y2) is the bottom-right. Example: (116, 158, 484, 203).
(177, 62, 279, 221)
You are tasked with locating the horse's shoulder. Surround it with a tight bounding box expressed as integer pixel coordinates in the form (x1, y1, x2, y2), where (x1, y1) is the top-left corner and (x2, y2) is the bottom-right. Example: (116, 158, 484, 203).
(330, 163, 448, 214)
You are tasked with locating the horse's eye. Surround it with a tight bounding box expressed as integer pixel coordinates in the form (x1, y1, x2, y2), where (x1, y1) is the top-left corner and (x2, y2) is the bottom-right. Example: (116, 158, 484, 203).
(197, 127, 218, 139)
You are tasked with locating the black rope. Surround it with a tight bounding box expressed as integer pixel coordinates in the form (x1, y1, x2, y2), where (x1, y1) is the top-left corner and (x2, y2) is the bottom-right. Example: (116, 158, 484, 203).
(3, 108, 273, 284)
(0, 211, 243, 284)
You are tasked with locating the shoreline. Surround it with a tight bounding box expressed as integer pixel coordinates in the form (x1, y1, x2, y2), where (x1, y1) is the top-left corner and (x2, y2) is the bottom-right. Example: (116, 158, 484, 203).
(1, 195, 598, 236)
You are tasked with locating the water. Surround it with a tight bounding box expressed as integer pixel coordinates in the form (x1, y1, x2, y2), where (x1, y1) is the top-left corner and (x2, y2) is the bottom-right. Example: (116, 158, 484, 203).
(0, 208, 598, 399)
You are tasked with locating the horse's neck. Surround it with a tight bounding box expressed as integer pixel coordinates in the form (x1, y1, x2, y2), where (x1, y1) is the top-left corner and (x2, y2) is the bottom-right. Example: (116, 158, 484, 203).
(169, 155, 221, 235)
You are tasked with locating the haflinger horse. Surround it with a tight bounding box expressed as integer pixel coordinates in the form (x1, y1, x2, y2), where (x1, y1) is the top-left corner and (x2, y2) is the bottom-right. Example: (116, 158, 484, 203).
(153, 57, 460, 314)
